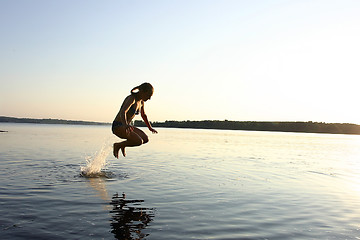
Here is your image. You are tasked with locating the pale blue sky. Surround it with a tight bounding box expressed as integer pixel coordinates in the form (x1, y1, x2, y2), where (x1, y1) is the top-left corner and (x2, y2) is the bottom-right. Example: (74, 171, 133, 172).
(1, 0, 359, 123)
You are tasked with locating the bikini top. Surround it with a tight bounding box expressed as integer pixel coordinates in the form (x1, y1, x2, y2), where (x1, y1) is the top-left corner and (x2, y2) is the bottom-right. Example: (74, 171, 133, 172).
(128, 103, 140, 116)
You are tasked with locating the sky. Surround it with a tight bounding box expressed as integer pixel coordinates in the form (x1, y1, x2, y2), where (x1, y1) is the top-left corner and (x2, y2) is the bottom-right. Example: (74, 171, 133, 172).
(1, 0, 359, 124)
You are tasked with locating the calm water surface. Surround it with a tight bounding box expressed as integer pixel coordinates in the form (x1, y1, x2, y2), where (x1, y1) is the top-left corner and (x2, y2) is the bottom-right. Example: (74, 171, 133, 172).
(0, 123, 360, 239)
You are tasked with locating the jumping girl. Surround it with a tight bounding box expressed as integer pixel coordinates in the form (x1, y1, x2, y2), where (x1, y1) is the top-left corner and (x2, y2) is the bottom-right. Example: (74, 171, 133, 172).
(112, 83, 157, 158)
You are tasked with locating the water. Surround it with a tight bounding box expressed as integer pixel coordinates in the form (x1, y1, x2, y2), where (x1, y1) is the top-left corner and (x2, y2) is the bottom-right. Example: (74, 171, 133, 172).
(81, 140, 112, 178)
(0, 123, 360, 239)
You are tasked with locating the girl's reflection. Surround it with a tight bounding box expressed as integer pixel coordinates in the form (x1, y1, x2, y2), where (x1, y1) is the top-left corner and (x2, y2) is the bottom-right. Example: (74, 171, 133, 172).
(110, 193, 155, 240)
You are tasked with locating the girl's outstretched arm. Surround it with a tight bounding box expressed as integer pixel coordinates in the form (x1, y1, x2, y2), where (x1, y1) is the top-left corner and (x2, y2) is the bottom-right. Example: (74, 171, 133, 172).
(141, 103, 158, 134)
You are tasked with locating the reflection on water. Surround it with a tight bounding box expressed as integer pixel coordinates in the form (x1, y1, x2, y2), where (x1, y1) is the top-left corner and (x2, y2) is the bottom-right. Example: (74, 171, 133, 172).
(110, 193, 155, 240)
(86, 177, 110, 202)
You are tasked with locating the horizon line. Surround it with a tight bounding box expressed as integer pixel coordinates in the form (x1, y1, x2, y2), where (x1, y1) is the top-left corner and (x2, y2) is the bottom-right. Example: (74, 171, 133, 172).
(0, 116, 359, 126)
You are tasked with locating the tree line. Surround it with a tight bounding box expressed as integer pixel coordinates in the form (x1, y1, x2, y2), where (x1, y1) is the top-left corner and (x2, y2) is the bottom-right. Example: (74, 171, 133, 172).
(0, 116, 109, 126)
(2, 116, 359, 135)
(135, 120, 360, 135)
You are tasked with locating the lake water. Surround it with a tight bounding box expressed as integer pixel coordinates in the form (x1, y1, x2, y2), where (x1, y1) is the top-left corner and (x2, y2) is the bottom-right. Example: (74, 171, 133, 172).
(1, 123, 360, 240)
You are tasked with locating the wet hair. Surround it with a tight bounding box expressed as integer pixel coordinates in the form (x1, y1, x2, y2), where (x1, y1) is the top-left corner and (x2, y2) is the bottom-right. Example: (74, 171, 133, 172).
(131, 82, 154, 95)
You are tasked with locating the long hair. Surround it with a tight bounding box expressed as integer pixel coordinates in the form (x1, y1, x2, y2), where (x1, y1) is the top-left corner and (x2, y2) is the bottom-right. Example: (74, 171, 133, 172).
(131, 83, 154, 95)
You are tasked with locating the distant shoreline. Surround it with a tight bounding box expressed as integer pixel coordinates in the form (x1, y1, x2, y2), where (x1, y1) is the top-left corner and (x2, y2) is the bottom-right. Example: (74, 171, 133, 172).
(135, 120, 360, 135)
(1, 116, 360, 135)
(0, 116, 110, 126)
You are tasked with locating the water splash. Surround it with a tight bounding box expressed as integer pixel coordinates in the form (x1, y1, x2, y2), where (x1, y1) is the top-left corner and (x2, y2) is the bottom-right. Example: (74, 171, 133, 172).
(81, 141, 112, 177)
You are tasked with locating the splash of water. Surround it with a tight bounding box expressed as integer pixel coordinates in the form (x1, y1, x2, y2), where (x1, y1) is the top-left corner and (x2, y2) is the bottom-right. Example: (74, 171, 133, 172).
(81, 141, 112, 177)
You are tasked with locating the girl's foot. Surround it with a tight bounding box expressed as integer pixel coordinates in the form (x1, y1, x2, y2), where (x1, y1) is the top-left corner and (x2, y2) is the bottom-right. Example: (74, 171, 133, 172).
(113, 143, 121, 158)
(120, 145, 126, 157)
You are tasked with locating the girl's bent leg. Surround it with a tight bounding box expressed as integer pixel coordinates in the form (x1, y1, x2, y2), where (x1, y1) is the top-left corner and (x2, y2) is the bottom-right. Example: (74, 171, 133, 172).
(132, 127, 149, 144)
(113, 131, 144, 158)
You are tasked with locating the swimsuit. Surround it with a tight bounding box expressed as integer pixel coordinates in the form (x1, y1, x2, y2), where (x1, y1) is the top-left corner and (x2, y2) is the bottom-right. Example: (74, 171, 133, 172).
(112, 103, 140, 133)
(128, 103, 140, 117)
(112, 121, 123, 133)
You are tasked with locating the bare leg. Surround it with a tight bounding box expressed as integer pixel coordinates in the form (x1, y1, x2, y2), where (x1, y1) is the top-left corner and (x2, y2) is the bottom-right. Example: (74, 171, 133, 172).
(119, 142, 126, 157)
(113, 142, 121, 158)
(120, 127, 150, 157)
(113, 131, 144, 158)
(132, 127, 149, 144)
(112, 126, 149, 158)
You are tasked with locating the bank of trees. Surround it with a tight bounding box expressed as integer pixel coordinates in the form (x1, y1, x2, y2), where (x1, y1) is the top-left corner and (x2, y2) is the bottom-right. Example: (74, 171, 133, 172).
(2, 116, 359, 135)
(135, 120, 360, 135)
(0, 116, 108, 126)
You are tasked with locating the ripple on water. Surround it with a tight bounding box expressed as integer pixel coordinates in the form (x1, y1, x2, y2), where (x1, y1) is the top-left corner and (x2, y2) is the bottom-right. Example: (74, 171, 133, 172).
(80, 170, 115, 179)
